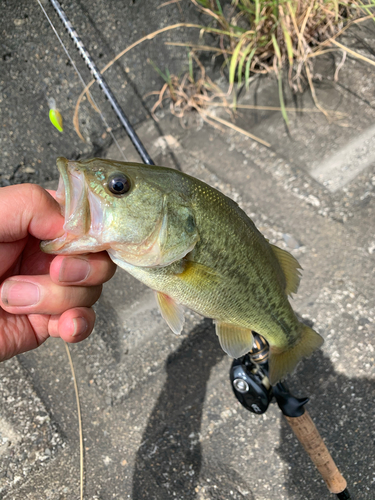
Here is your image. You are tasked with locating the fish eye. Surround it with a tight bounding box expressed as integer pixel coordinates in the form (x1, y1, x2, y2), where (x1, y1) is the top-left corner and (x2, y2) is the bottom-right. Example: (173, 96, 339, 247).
(107, 174, 131, 195)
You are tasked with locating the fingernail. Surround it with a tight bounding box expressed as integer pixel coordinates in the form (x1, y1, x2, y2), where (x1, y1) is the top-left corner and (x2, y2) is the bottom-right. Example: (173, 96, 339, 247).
(1, 280, 40, 307)
(72, 317, 88, 337)
(59, 257, 90, 283)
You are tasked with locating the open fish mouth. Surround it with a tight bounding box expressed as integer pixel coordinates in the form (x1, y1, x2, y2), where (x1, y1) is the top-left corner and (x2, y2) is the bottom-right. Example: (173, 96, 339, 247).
(41, 158, 105, 254)
(55, 157, 90, 236)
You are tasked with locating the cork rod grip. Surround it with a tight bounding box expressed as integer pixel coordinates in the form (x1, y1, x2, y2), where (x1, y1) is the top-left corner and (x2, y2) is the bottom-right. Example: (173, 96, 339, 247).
(284, 410, 347, 494)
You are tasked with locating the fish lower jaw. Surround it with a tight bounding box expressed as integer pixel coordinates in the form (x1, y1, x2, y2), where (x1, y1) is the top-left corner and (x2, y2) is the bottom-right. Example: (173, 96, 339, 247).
(108, 246, 161, 268)
(41, 233, 110, 254)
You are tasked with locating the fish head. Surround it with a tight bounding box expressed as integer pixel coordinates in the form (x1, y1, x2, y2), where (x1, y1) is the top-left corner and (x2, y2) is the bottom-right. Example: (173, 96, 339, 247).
(41, 157, 199, 267)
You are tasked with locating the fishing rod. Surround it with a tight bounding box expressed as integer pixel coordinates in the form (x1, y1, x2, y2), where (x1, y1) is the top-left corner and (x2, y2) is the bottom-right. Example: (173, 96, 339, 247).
(230, 334, 352, 500)
(47, 0, 154, 166)
(40, 2, 351, 498)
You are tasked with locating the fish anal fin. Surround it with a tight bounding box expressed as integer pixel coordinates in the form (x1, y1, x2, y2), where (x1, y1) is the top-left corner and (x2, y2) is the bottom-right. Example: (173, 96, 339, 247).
(215, 322, 254, 359)
(270, 244, 302, 296)
(156, 292, 185, 335)
(268, 324, 324, 385)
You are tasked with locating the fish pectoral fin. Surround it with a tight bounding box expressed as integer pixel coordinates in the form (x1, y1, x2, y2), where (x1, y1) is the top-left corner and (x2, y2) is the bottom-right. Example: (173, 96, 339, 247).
(270, 244, 302, 296)
(268, 324, 324, 385)
(156, 292, 185, 335)
(176, 260, 222, 288)
(215, 322, 254, 358)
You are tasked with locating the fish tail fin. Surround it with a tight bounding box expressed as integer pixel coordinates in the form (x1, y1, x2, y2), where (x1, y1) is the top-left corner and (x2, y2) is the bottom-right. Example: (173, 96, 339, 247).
(268, 324, 324, 385)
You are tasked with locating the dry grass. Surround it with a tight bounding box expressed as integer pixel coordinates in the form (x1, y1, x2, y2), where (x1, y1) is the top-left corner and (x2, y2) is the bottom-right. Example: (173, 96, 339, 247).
(192, 0, 374, 88)
(146, 53, 225, 122)
(147, 53, 272, 145)
(73, 3, 375, 142)
(145, 51, 347, 146)
(188, 0, 375, 121)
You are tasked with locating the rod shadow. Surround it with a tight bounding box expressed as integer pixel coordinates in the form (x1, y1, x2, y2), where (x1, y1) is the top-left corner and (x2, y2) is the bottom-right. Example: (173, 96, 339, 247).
(131, 319, 255, 500)
(132, 321, 374, 499)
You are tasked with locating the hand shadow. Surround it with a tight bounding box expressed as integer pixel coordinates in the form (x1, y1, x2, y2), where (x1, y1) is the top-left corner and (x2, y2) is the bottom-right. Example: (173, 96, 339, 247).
(277, 350, 375, 500)
(131, 319, 255, 500)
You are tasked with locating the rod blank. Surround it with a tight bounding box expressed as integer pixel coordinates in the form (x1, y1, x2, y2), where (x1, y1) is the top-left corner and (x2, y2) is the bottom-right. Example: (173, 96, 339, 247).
(49, 0, 154, 165)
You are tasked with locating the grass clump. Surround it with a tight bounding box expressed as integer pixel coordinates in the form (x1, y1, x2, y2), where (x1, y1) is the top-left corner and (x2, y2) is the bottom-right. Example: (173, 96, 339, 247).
(193, 0, 373, 91)
(147, 53, 228, 125)
(73, 5, 374, 143)
(146, 52, 276, 146)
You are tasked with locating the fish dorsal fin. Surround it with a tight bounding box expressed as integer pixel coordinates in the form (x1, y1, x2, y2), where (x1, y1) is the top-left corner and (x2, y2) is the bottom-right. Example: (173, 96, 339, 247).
(270, 244, 302, 296)
(215, 322, 254, 358)
(156, 292, 185, 335)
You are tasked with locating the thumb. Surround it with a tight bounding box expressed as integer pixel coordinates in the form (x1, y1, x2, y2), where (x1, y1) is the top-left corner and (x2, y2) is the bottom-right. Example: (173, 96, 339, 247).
(0, 184, 64, 242)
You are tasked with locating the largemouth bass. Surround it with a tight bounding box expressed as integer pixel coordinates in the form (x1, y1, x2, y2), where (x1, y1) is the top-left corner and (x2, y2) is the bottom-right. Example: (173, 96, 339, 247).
(41, 157, 323, 384)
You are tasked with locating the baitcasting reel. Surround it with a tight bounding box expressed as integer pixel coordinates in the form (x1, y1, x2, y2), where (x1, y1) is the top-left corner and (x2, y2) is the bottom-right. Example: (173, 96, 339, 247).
(230, 353, 272, 414)
(230, 333, 309, 416)
(229, 334, 351, 500)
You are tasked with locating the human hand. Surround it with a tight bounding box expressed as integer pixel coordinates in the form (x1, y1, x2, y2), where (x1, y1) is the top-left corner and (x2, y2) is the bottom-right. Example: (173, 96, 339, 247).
(0, 183, 116, 361)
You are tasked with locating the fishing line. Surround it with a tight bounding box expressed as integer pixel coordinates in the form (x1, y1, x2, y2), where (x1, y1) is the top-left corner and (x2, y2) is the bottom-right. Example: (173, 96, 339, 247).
(64, 342, 84, 500)
(36, 0, 128, 162)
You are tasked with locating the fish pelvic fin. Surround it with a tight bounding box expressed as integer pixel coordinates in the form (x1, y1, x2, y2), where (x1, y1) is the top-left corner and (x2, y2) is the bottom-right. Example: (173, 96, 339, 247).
(270, 244, 302, 296)
(156, 292, 185, 335)
(215, 322, 254, 359)
(268, 324, 324, 385)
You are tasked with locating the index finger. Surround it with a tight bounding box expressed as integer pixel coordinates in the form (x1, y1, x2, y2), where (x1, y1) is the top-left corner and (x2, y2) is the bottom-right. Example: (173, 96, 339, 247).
(49, 252, 117, 286)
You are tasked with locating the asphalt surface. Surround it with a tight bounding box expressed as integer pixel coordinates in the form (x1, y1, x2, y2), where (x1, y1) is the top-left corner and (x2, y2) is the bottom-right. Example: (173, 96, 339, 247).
(1, 1, 375, 500)
(0, 0, 204, 185)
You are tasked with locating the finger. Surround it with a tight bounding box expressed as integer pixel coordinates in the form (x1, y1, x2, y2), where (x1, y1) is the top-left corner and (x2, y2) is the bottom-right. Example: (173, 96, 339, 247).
(46, 189, 57, 199)
(0, 238, 28, 278)
(19, 236, 56, 276)
(0, 184, 64, 243)
(49, 252, 116, 286)
(0, 310, 38, 362)
(0, 307, 96, 362)
(0, 275, 102, 315)
(53, 307, 95, 343)
(29, 307, 96, 344)
(1, 235, 56, 281)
